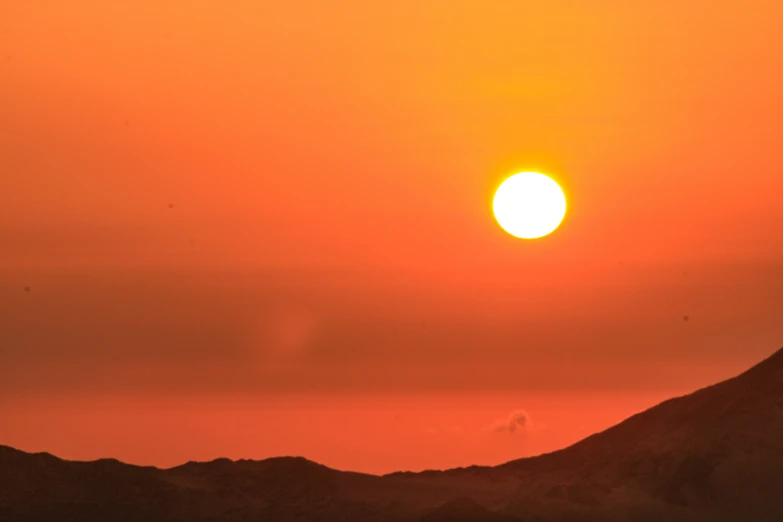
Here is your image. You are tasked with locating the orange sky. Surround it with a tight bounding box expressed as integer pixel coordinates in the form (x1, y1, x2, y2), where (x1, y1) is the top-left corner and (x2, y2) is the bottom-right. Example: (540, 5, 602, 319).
(1, 1, 781, 473)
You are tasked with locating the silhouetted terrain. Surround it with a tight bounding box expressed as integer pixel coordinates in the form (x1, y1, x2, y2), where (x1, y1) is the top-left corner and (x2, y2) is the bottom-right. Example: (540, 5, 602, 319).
(2, 347, 782, 521)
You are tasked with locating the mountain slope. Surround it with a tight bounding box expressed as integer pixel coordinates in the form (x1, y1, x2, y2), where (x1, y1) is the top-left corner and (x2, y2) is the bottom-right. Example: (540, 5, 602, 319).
(493, 347, 783, 519)
(418, 496, 521, 522)
(2, 347, 782, 521)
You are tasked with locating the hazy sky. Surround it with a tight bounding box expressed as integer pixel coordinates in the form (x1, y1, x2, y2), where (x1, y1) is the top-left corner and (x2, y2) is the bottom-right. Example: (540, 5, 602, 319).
(1, 1, 781, 473)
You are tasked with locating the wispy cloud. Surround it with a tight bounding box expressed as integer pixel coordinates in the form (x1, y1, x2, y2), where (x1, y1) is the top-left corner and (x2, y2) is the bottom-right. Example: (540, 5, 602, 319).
(490, 410, 533, 434)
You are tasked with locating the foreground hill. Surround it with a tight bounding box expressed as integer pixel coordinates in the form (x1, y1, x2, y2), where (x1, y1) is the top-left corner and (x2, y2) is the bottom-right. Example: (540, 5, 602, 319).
(2, 347, 782, 521)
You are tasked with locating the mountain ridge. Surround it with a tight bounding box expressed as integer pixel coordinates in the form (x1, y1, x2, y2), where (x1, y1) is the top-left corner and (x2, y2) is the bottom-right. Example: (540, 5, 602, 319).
(2, 346, 782, 522)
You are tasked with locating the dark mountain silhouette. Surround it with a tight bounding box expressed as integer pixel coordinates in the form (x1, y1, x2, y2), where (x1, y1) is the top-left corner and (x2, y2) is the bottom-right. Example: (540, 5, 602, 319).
(421, 497, 520, 522)
(419, 496, 521, 522)
(2, 347, 782, 521)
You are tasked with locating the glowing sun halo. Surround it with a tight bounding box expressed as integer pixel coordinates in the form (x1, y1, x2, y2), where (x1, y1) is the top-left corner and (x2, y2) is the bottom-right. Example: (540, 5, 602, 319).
(493, 172, 567, 239)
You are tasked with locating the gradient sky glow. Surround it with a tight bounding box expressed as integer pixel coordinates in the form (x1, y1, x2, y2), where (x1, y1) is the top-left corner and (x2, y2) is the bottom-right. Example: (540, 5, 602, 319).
(1, 1, 782, 473)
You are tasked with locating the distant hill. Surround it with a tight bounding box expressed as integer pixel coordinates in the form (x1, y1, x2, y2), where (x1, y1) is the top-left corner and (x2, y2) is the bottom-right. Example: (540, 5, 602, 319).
(2, 347, 782, 522)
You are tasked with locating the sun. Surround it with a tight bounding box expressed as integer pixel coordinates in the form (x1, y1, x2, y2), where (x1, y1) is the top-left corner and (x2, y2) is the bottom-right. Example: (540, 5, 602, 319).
(492, 172, 567, 239)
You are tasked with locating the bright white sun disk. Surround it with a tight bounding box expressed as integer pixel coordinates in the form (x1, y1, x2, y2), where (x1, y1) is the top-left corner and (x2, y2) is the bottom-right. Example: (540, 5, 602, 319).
(493, 172, 567, 239)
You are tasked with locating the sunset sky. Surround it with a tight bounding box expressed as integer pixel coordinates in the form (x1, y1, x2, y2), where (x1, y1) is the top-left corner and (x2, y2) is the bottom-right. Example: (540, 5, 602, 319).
(1, 1, 781, 474)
